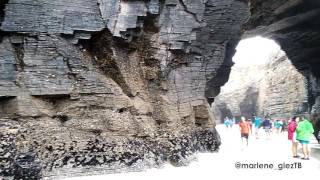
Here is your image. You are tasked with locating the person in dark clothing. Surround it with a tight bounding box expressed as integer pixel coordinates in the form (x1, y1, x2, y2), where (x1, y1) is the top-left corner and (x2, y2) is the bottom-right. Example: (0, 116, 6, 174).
(262, 118, 272, 140)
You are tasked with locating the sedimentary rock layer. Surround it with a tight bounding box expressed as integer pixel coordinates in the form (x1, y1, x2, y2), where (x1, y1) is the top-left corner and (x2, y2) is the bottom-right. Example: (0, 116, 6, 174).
(0, 0, 248, 178)
(1, 0, 320, 178)
(212, 50, 308, 121)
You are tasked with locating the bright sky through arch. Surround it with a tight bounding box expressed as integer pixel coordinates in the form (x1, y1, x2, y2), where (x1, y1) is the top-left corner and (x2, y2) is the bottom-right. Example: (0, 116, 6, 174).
(232, 36, 281, 66)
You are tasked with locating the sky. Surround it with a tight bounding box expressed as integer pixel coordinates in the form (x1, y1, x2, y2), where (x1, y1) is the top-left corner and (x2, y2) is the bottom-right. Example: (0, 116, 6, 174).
(232, 36, 281, 66)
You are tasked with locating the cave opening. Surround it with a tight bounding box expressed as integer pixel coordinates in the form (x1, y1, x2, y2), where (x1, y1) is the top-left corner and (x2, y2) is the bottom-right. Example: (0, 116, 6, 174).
(212, 36, 308, 124)
(0, 96, 16, 117)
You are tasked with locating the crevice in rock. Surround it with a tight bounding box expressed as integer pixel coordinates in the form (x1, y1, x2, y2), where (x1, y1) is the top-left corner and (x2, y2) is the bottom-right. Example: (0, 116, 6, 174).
(142, 12, 160, 33)
(130, 28, 158, 68)
(87, 129, 102, 136)
(212, 101, 233, 123)
(239, 86, 259, 119)
(307, 74, 316, 114)
(96, 0, 104, 21)
(63, 57, 77, 79)
(79, 29, 134, 97)
(178, 0, 202, 23)
(11, 43, 25, 71)
(53, 114, 69, 124)
(0, 1, 10, 41)
(0, 96, 16, 117)
(0, 0, 9, 25)
(32, 94, 70, 103)
(118, 107, 127, 113)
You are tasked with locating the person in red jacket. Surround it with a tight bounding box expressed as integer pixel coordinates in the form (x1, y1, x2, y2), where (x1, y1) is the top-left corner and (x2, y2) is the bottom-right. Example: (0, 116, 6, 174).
(287, 116, 300, 158)
(239, 116, 250, 148)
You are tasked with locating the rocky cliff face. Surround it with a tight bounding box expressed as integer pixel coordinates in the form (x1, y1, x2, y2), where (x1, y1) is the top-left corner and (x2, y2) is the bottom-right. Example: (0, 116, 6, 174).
(212, 50, 308, 122)
(0, 0, 249, 178)
(212, 61, 264, 120)
(258, 51, 308, 118)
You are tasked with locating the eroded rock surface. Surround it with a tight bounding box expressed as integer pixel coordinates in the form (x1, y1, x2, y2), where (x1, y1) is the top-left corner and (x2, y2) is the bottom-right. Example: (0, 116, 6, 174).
(0, 0, 248, 178)
(1, 0, 320, 178)
(212, 50, 308, 121)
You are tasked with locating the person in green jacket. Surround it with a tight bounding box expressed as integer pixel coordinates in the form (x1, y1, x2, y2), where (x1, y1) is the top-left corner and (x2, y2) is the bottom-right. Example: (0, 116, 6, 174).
(296, 116, 314, 160)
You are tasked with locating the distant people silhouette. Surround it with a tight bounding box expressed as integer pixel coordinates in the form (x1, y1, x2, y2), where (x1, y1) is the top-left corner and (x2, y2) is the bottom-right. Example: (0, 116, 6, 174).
(224, 117, 230, 129)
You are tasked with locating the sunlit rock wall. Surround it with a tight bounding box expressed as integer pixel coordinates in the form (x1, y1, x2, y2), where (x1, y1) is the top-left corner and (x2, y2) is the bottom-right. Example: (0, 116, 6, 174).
(212, 50, 308, 122)
(258, 51, 308, 118)
(212, 63, 264, 121)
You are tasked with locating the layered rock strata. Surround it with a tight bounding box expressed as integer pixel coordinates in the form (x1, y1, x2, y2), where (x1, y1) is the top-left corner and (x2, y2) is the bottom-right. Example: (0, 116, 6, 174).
(1, 0, 320, 178)
(0, 0, 249, 178)
(212, 50, 308, 122)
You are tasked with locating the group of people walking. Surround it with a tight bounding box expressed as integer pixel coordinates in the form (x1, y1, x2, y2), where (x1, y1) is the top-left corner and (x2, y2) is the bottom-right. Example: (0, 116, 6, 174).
(226, 115, 315, 159)
(235, 116, 281, 143)
(253, 116, 283, 139)
(287, 116, 314, 160)
(223, 117, 235, 129)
